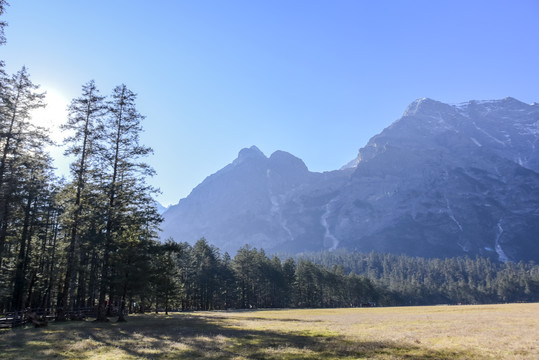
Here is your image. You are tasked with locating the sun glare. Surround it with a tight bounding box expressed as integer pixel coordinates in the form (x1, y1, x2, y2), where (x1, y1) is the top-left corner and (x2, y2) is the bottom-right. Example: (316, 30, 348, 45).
(29, 88, 72, 176)
(30, 88, 69, 143)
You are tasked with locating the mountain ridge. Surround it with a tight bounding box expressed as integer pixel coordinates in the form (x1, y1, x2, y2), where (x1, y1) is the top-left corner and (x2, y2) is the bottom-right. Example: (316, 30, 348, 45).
(162, 97, 539, 262)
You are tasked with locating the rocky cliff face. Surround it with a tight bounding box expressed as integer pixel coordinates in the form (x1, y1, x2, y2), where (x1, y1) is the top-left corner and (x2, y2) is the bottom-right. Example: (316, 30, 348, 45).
(160, 145, 349, 253)
(161, 98, 539, 262)
(335, 98, 539, 261)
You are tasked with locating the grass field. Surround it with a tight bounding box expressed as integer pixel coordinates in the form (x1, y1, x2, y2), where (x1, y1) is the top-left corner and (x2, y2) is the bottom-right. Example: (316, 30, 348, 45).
(1, 303, 538, 359)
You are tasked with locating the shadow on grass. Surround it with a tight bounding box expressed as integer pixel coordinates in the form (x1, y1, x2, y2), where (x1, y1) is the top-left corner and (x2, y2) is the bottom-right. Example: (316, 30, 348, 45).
(0, 312, 485, 360)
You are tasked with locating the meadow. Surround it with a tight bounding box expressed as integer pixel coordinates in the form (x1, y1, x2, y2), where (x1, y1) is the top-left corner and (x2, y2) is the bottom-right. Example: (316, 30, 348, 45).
(1, 303, 537, 359)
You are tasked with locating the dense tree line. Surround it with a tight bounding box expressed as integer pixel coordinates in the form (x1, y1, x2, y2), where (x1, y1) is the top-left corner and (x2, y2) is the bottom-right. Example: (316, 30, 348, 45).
(140, 239, 379, 313)
(122, 240, 539, 313)
(76, 238, 539, 315)
(0, 70, 162, 318)
(299, 250, 539, 305)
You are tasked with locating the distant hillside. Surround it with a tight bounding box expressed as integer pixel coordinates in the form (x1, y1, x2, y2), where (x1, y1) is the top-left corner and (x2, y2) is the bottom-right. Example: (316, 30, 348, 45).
(162, 97, 539, 262)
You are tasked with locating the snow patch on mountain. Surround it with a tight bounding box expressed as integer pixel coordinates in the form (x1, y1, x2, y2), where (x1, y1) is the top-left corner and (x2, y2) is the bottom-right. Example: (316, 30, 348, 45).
(445, 197, 463, 231)
(470, 137, 482, 147)
(495, 220, 509, 263)
(341, 158, 358, 170)
(472, 121, 507, 146)
(267, 169, 294, 241)
(321, 200, 339, 251)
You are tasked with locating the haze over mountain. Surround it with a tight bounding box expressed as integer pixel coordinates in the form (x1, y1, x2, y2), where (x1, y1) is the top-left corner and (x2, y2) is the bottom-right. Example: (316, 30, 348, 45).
(161, 97, 539, 262)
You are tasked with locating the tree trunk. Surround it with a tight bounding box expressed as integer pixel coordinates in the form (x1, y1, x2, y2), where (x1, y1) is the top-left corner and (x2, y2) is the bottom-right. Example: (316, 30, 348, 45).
(117, 271, 129, 322)
(95, 251, 110, 322)
(97, 89, 123, 321)
(59, 88, 94, 321)
(11, 195, 33, 311)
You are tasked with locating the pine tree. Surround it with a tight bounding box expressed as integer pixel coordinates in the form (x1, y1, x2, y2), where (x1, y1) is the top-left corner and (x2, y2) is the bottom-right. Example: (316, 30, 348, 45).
(151, 240, 182, 315)
(191, 238, 219, 310)
(0, 67, 45, 273)
(58, 80, 106, 320)
(96, 84, 160, 321)
(233, 245, 259, 309)
(10, 146, 55, 311)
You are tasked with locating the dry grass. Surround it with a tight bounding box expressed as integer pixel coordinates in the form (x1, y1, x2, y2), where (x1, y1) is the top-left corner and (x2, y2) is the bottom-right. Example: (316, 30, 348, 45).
(0, 303, 537, 359)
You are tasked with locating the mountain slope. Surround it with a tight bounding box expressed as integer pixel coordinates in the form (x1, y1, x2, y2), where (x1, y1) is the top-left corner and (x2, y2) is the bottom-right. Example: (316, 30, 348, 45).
(161, 146, 352, 253)
(162, 97, 539, 261)
(333, 98, 539, 261)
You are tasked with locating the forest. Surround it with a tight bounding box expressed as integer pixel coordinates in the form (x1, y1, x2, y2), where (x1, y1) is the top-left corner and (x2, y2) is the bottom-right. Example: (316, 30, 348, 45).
(1, 1, 539, 323)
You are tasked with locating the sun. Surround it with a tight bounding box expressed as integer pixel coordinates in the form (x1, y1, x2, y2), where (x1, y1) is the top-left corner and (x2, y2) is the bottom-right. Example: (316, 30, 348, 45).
(30, 87, 69, 143)
(30, 87, 72, 177)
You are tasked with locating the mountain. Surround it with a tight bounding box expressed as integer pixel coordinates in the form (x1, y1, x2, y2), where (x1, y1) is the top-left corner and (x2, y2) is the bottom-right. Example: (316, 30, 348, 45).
(334, 97, 539, 261)
(160, 145, 352, 253)
(155, 201, 168, 215)
(161, 97, 539, 262)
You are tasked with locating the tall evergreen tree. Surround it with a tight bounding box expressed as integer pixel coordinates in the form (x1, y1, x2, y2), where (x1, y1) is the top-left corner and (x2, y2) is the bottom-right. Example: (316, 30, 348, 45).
(96, 84, 160, 321)
(58, 80, 106, 320)
(151, 239, 182, 315)
(191, 238, 219, 310)
(10, 146, 55, 312)
(0, 67, 45, 271)
(233, 245, 259, 309)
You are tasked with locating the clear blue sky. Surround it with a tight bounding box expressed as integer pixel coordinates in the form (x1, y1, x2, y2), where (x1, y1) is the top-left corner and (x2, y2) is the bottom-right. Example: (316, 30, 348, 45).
(2, 1, 538, 206)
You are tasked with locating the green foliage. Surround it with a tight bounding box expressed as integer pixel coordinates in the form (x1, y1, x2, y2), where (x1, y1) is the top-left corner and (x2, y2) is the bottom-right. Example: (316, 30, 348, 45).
(150, 239, 182, 314)
(0, 65, 53, 313)
(163, 243, 379, 311)
(155, 243, 539, 311)
(299, 250, 539, 305)
(0, 72, 163, 318)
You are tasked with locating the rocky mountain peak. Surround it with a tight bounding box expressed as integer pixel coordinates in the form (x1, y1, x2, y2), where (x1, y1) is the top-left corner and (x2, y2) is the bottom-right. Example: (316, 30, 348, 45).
(402, 98, 453, 117)
(269, 150, 309, 173)
(234, 145, 266, 165)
